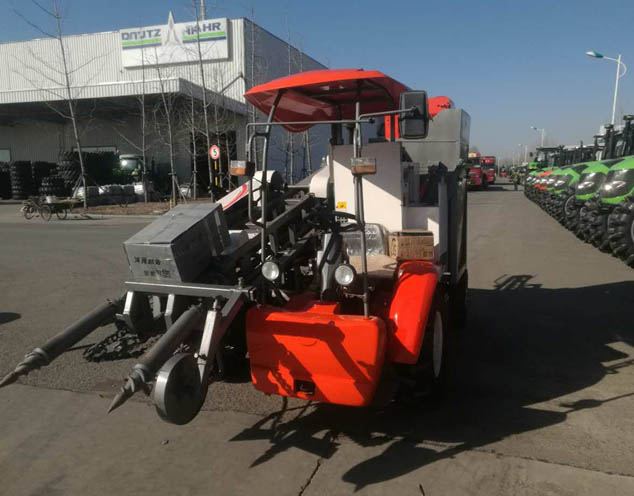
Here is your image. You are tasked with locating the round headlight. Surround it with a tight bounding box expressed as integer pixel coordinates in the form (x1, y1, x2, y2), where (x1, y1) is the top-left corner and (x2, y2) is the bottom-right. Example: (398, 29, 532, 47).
(262, 260, 280, 281)
(334, 264, 356, 286)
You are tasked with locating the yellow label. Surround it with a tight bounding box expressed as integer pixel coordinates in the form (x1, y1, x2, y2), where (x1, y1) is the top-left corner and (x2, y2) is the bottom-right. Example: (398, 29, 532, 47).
(336, 201, 347, 210)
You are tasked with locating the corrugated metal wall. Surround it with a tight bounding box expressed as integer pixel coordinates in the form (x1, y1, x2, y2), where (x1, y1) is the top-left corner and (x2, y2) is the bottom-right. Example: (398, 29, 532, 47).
(0, 19, 246, 105)
(0, 17, 329, 182)
(242, 20, 328, 181)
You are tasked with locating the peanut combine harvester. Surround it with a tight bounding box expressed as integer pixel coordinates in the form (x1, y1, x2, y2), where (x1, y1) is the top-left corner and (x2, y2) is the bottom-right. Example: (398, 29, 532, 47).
(1, 69, 470, 424)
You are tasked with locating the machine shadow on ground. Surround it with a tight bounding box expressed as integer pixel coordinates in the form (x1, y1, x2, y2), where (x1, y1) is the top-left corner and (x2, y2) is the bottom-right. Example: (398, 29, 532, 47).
(0, 312, 20, 326)
(231, 275, 634, 490)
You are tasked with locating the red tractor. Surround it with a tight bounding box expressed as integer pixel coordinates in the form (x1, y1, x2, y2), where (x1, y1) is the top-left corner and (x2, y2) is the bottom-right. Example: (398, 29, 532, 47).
(2, 69, 470, 422)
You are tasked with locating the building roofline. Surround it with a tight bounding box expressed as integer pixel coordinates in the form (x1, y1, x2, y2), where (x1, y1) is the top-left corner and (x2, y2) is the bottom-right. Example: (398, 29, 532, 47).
(241, 17, 326, 69)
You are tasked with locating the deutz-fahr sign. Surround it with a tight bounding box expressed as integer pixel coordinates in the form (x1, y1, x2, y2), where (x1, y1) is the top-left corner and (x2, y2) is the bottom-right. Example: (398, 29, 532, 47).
(120, 13, 229, 68)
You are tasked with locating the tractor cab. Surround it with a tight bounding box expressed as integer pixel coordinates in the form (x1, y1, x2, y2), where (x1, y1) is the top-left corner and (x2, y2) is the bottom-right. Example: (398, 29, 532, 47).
(535, 146, 564, 169)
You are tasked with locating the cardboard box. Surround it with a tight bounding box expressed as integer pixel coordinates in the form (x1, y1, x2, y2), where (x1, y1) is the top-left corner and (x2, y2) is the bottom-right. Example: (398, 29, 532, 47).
(389, 230, 434, 260)
(124, 203, 230, 283)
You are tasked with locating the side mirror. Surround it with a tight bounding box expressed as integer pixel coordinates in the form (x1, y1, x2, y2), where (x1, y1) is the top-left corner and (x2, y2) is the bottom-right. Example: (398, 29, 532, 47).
(398, 91, 429, 140)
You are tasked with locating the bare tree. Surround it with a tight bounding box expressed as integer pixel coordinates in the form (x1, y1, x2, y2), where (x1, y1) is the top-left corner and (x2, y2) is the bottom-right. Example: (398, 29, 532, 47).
(13, 0, 92, 208)
(151, 47, 178, 204)
(189, 0, 214, 198)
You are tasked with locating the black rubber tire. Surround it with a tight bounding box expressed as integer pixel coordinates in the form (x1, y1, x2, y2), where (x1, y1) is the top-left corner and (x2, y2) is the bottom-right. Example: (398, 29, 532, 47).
(565, 204, 582, 235)
(56, 208, 68, 220)
(588, 209, 611, 252)
(23, 205, 35, 220)
(396, 290, 455, 402)
(578, 205, 593, 242)
(607, 198, 634, 267)
(40, 204, 52, 222)
(554, 191, 572, 224)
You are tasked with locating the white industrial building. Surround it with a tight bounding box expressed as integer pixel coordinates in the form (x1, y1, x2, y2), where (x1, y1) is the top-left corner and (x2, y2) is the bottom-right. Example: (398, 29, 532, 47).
(0, 13, 326, 186)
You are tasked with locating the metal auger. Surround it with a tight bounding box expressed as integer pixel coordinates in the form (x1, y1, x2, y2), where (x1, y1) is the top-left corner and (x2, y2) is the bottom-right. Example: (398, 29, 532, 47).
(107, 303, 205, 414)
(0, 296, 125, 389)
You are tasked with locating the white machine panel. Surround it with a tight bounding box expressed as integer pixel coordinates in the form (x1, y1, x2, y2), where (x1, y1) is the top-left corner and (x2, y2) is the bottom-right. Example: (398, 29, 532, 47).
(333, 142, 404, 232)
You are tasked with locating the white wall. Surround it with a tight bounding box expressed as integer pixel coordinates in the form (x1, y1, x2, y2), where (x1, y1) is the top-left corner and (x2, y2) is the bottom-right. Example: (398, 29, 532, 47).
(0, 19, 246, 104)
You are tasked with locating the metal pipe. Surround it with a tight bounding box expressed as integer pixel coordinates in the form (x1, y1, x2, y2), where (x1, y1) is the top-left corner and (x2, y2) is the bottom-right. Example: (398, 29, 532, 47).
(259, 91, 282, 264)
(0, 296, 124, 388)
(352, 101, 370, 318)
(108, 303, 204, 413)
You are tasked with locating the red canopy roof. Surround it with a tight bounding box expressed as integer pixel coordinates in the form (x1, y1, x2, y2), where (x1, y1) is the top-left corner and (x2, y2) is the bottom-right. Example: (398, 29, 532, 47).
(244, 69, 410, 132)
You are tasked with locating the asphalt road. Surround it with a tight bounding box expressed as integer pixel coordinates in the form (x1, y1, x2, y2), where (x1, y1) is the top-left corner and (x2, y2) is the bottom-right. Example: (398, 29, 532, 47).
(1, 184, 633, 495)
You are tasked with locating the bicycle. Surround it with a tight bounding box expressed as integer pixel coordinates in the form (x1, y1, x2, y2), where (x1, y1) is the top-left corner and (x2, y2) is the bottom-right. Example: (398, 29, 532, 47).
(22, 197, 53, 221)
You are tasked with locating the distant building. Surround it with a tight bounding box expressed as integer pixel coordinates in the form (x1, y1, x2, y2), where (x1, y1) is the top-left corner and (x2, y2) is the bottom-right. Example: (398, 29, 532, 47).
(0, 13, 326, 183)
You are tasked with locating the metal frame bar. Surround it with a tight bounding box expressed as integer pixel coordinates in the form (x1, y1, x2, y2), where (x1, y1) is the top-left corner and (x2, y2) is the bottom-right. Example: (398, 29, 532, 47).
(124, 281, 256, 300)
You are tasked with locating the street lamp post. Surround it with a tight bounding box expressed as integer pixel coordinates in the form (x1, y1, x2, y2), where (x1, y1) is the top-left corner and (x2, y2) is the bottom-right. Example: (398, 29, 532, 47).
(531, 126, 545, 147)
(586, 51, 627, 125)
(518, 143, 528, 163)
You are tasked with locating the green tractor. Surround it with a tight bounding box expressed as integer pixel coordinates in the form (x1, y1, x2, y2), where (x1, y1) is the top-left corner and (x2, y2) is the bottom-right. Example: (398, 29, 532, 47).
(568, 160, 612, 238)
(605, 158, 634, 266)
(582, 117, 634, 253)
(547, 162, 592, 222)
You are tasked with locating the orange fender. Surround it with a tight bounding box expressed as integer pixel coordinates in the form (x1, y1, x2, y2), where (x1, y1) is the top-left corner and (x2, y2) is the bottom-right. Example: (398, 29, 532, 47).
(387, 261, 438, 364)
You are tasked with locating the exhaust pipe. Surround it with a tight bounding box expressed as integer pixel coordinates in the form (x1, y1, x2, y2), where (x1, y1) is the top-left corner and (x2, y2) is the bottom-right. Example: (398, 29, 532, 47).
(108, 304, 204, 413)
(0, 296, 125, 388)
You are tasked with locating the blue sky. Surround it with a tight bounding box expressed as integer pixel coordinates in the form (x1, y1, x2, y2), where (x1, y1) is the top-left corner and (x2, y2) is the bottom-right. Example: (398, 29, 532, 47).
(2, 0, 634, 162)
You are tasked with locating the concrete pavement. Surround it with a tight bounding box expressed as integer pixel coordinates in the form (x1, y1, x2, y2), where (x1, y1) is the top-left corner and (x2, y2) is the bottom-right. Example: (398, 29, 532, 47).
(0, 185, 633, 495)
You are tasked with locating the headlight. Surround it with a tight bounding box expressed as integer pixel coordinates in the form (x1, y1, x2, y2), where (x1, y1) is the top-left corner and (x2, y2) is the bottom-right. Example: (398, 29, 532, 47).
(262, 260, 281, 281)
(334, 264, 356, 286)
(578, 180, 594, 189)
(603, 180, 626, 192)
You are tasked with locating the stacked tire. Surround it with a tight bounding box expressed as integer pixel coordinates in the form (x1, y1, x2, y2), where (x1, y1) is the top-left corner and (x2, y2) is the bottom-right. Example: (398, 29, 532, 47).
(56, 155, 81, 193)
(10, 161, 35, 200)
(31, 161, 57, 191)
(0, 163, 11, 199)
(39, 175, 67, 197)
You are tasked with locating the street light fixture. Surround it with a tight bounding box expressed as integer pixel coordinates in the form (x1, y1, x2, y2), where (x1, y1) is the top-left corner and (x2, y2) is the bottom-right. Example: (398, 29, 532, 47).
(531, 126, 545, 147)
(586, 50, 627, 125)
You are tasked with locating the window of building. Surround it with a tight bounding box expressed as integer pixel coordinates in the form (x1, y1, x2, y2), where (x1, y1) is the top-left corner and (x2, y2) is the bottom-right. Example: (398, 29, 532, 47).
(0, 149, 11, 162)
(72, 146, 118, 154)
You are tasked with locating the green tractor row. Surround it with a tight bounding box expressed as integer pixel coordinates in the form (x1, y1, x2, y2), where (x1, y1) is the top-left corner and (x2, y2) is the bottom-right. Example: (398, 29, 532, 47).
(523, 116, 634, 268)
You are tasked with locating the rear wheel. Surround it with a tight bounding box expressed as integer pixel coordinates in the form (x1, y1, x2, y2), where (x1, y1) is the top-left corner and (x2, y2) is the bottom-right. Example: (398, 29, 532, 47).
(40, 205, 52, 222)
(607, 198, 634, 267)
(56, 208, 68, 220)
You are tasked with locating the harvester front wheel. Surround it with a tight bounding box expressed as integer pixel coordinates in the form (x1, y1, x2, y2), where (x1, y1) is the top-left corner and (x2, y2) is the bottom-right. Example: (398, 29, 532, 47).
(397, 292, 454, 402)
(607, 198, 634, 267)
(420, 293, 454, 398)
